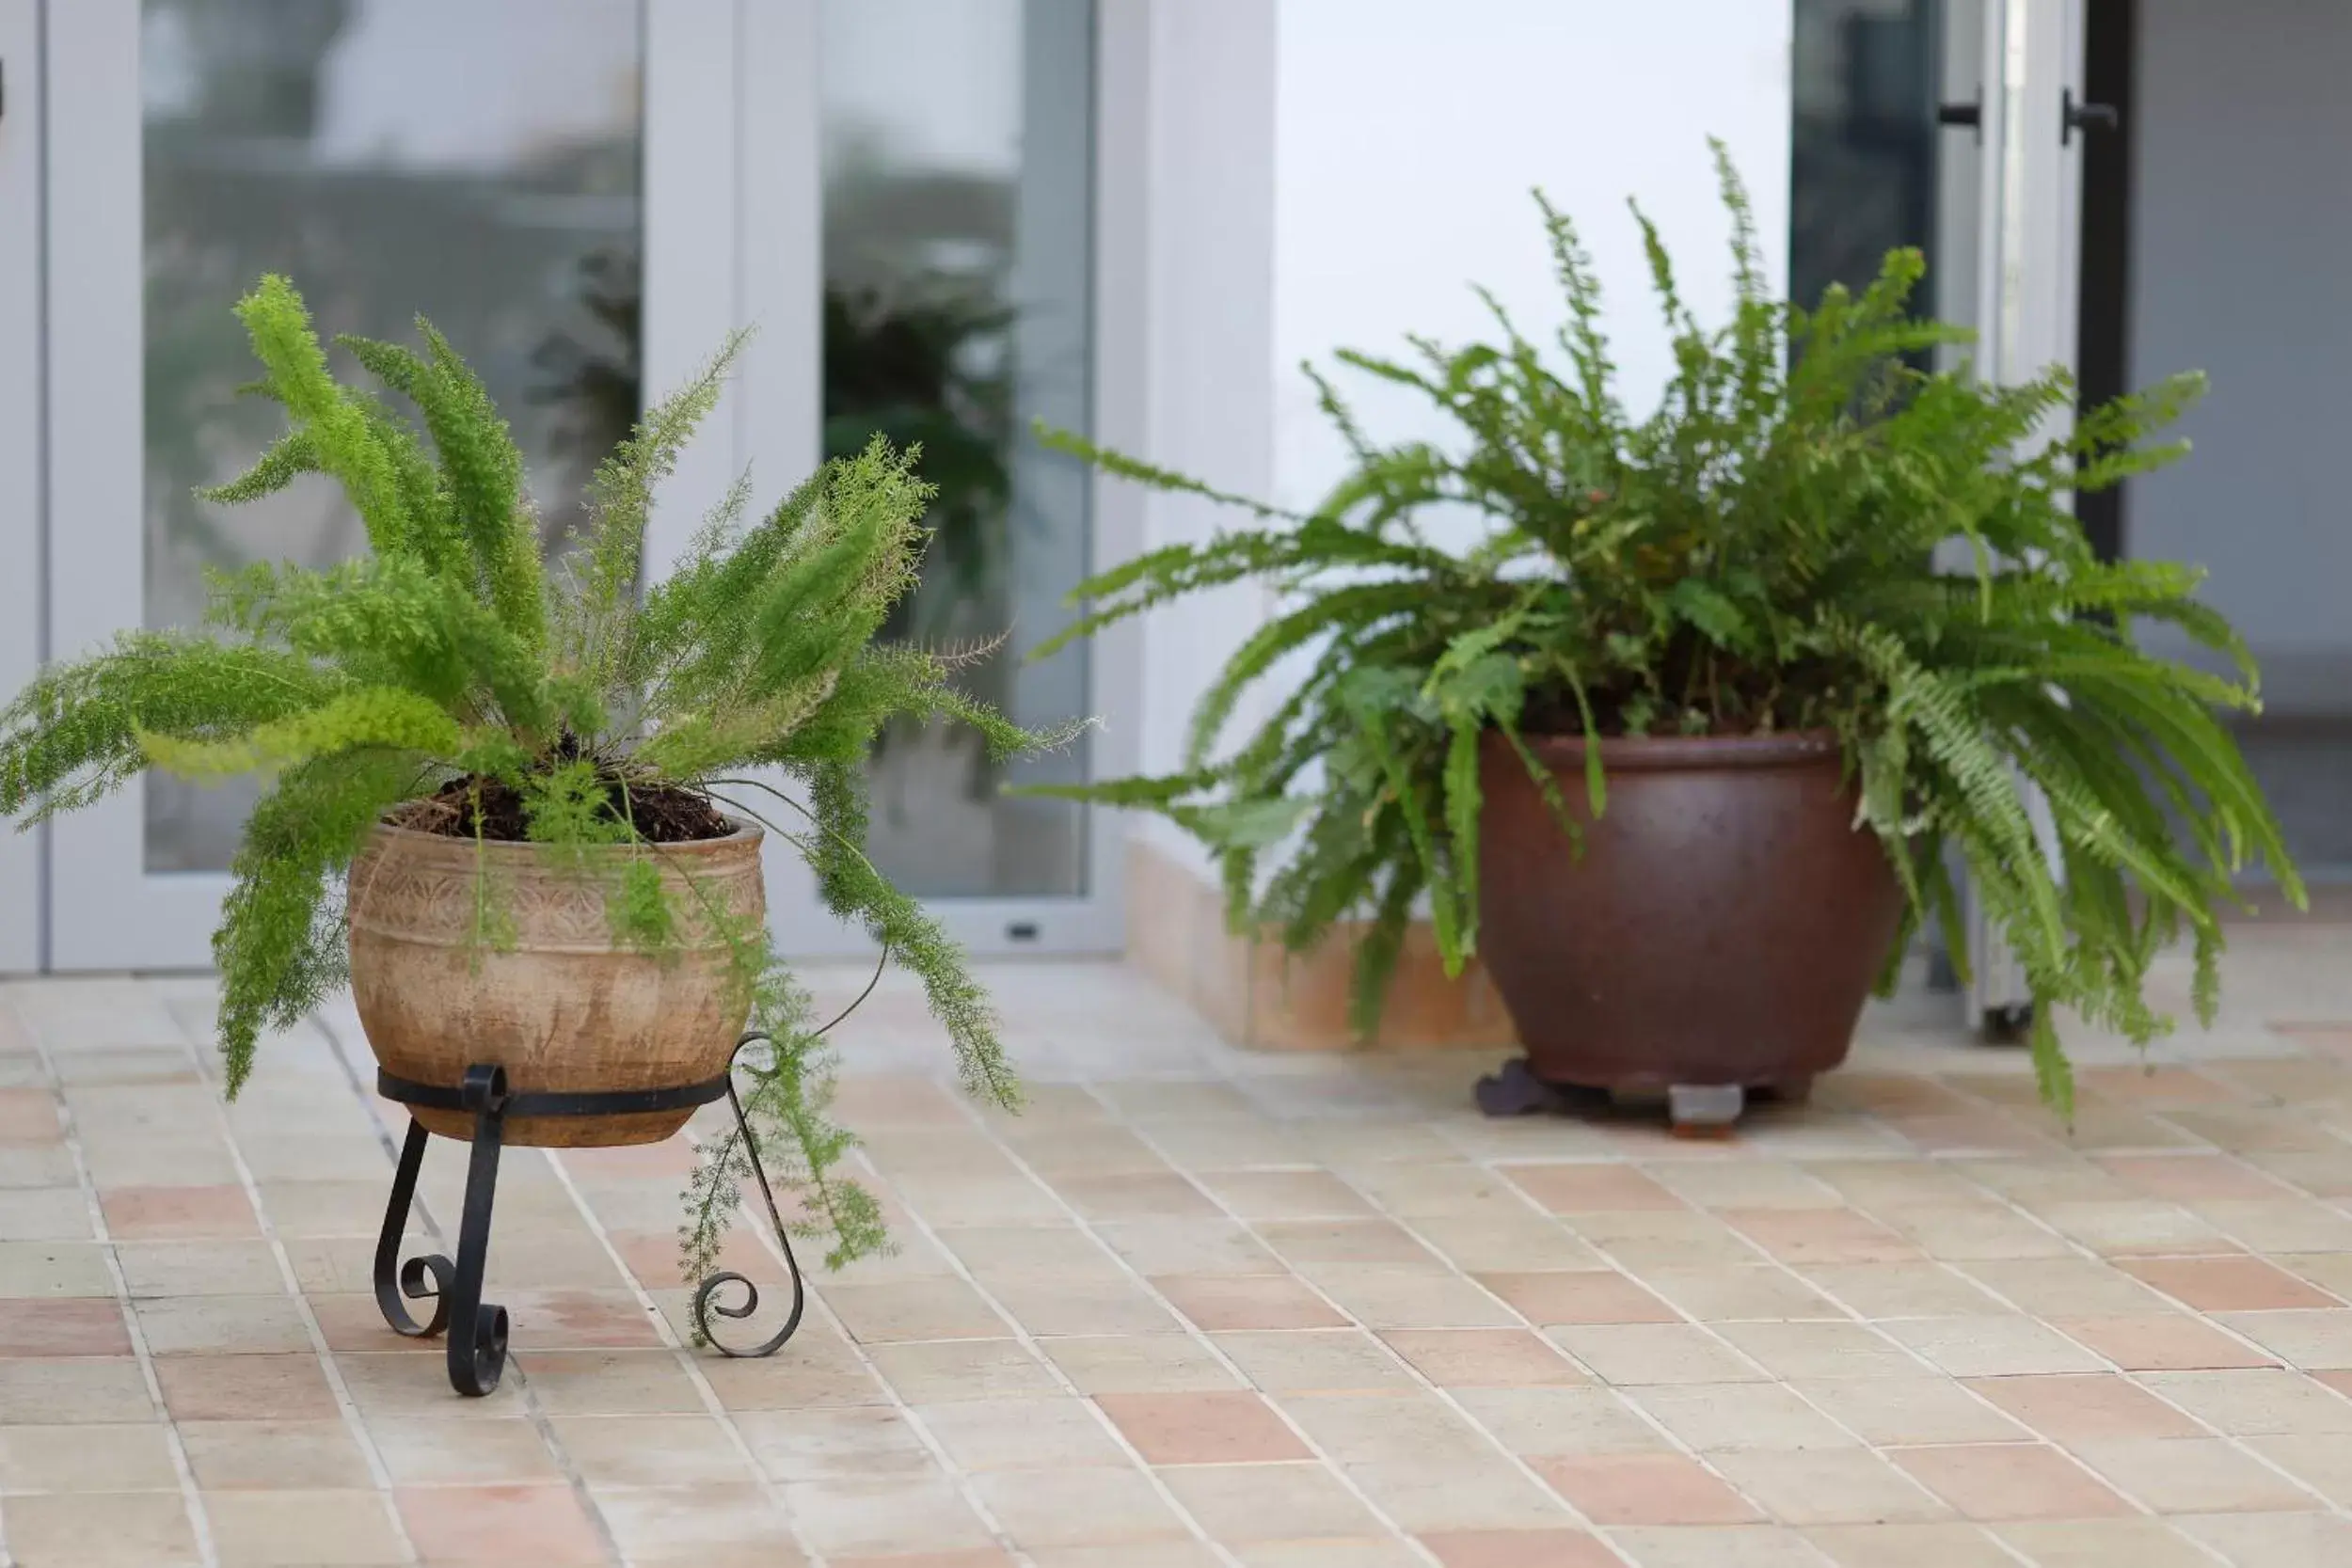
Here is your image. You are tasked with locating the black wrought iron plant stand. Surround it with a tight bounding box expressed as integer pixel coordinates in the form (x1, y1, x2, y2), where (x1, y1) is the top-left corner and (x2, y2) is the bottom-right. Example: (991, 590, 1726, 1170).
(372, 1031, 805, 1396)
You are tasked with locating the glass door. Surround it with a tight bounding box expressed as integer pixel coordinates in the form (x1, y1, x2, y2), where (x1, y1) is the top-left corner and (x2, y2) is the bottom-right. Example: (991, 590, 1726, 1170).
(41, 0, 739, 970)
(707, 0, 1139, 963)
(824, 0, 1097, 909)
(31, 0, 1135, 973)
(1946, 0, 2091, 1028)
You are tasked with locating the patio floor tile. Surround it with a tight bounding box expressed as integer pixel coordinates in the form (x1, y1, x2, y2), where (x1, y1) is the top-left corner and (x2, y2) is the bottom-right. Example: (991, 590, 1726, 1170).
(1534, 1451, 1762, 1526)
(13, 942, 2352, 1564)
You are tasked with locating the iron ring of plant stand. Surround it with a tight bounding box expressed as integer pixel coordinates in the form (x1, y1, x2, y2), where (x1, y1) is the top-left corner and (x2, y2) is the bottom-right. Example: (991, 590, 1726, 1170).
(371, 1037, 811, 1395)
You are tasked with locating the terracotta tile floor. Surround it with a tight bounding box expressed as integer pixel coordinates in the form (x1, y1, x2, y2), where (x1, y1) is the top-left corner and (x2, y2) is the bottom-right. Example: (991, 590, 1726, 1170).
(7, 920, 2352, 1565)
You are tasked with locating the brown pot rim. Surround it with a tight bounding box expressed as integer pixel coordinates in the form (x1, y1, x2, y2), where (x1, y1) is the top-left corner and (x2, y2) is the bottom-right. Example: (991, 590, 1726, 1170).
(365, 813, 764, 859)
(1508, 727, 1843, 773)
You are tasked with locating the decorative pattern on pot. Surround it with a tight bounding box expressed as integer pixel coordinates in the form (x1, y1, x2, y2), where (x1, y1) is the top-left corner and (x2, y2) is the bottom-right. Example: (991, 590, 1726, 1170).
(347, 819, 767, 1148)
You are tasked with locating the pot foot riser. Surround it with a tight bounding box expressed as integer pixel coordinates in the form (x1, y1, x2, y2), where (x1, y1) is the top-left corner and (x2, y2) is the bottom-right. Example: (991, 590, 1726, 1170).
(1474, 1057, 1816, 1133)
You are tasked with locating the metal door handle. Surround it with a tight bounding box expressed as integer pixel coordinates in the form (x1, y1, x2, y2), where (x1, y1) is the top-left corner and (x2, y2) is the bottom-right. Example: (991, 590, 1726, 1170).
(2063, 87, 2119, 144)
(1938, 88, 1982, 141)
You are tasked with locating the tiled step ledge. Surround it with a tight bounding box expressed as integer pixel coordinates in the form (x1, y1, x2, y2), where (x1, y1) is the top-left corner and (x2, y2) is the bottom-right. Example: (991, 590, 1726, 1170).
(1125, 838, 1519, 1053)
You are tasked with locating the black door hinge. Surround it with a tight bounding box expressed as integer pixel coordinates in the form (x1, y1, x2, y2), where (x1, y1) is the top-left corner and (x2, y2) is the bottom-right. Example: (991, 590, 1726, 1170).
(1938, 87, 1983, 141)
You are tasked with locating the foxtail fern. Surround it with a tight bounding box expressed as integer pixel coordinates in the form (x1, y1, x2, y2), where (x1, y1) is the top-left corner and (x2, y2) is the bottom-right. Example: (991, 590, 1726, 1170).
(0, 275, 1066, 1272)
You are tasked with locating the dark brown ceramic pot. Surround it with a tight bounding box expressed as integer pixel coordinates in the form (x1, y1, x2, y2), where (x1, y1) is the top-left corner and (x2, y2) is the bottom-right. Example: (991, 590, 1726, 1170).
(1475, 728, 1904, 1101)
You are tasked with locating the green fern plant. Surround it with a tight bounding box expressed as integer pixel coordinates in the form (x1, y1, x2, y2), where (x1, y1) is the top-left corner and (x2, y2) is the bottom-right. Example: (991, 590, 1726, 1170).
(0, 274, 1068, 1272)
(1030, 143, 2302, 1115)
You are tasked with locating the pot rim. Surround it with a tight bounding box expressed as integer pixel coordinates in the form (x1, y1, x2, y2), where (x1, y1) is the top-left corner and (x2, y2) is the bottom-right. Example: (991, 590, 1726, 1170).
(1503, 726, 1843, 773)
(365, 811, 764, 859)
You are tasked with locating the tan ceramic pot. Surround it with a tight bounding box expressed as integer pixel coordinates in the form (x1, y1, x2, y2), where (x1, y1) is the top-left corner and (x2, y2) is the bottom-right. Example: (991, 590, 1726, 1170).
(346, 817, 765, 1148)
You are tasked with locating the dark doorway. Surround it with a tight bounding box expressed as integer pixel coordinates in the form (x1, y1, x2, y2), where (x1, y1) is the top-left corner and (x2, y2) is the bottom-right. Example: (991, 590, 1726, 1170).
(2074, 0, 2134, 564)
(1788, 0, 1940, 316)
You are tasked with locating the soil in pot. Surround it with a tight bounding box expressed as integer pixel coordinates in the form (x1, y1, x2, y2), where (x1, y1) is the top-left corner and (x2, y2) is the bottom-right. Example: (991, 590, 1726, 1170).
(346, 786, 764, 1148)
(1474, 729, 1904, 1105)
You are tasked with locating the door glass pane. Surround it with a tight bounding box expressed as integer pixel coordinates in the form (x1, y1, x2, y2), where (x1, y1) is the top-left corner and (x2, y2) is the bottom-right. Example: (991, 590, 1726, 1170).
(822, 0, 1095, 900)
(141, 0, 644, 872)
(1789, 0, 1943, 319)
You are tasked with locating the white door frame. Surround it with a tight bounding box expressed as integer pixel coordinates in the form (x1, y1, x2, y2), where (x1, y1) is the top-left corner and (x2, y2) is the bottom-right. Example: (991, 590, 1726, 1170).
(33, 0, 1140, 972)
(0, 0, 40, 974)
(1945, 0, 2089, 1025)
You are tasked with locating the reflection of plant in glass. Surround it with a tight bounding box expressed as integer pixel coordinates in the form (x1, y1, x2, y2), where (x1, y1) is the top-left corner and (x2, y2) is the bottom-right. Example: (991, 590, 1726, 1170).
(531, 245, 643, 551)
(142, 0, 355, 135)
(825, 282, 1020, 812)
(530, 260, 1018, 647)
(145, 251, 298, 609)
(823, 283, 1014, 646)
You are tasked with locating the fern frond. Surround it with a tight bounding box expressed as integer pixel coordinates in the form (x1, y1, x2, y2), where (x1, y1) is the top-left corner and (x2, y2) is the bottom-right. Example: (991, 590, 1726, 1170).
(232, 276, 422, 562)
(0, 635, 344, 822)
(215, 752, 422, 1090)
(1025, 147, 2299, 1094)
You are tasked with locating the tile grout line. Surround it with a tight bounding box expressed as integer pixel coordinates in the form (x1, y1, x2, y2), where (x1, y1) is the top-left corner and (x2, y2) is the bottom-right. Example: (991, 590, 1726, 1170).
(1822, 1170, 2349, 1522)
(548, 1096, 1120, 1568)
(1213, 1068, 2210, 1560)
(1686, 1119, 2350, 1540)
(1262, 1164, 1986, 1560)
(533, 1142, 843, 1568)
(1152, 1069, 1959, 1558)
(180, 1018, 420, 1564)
(312, 1009, 632, 1568)
(1330, 1161, 2020, 1548)
(664, 1111, 1111, 1568)
(15, 997, 219, 1568)
(1643, 1190, 2238, 1561)
(1898, 1075, 2352, 1527)
(821, 1130, 1259, 1568)
(1071, 1087, 1649, 1568)
(1467, 1085, 2326, 1443)
(1454, 1117, 2255, 1560)
(1906, 1076, 2352, 1354)
(960, 1097, 1480, 1568)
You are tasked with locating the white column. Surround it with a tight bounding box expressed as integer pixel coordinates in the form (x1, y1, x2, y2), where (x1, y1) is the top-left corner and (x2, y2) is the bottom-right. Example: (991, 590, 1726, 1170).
(0, 0, 41, 973)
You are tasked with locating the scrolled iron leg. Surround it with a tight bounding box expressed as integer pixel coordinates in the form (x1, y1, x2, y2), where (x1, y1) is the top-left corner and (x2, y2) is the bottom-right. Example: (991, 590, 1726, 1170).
(443, 1065, 512, 1397)
(692, 1031, 807, 1359)
(373, 1119, 453, 1338)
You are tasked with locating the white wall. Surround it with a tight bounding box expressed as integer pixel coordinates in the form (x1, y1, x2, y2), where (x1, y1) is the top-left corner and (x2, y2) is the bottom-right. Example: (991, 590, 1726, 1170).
(0, 0, 40, 974)
(2129, 0, 2352, 714)
(1269, 0, 1794, 515)
(1133, 0, 1795, 877)
(1134, 0, 1281, 875)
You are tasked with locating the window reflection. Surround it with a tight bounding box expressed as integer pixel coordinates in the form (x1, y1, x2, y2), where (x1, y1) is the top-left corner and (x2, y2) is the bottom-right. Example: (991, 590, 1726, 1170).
(139, 0, 644, 872)
(1789, 0, 1939, 317)
(824, 0, 1096, 900)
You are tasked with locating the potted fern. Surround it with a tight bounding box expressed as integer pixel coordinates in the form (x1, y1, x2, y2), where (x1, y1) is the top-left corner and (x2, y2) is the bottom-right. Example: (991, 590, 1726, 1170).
(1, 276, 1048, 1274)
(1033, 146, 2300, 1126)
